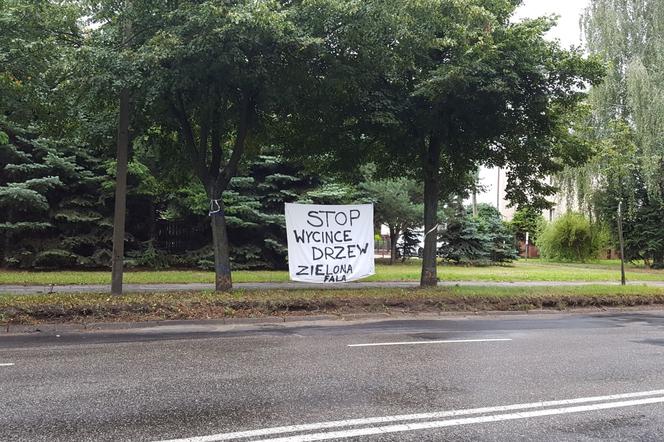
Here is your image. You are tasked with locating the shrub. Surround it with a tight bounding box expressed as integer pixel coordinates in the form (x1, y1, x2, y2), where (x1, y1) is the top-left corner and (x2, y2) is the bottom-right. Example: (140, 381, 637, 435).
(537, 212, 607, 262)
(32, 249, 78, 270)
(509, 207, 546, 243)
(439, 204, 518, 265)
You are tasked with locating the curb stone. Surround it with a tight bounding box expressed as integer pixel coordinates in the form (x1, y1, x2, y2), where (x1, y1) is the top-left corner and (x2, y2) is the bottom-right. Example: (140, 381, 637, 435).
(4, 306, 664, 335)
(2, 314, 340, 334)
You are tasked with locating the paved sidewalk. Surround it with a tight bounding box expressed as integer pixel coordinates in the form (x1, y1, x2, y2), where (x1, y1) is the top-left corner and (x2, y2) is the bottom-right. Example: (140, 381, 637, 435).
(2, 280, 664, 295)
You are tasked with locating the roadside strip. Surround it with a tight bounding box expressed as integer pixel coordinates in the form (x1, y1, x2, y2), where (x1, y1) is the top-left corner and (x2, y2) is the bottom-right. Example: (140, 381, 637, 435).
(348, 338, 512, 347)
(155, 388, 664, 442)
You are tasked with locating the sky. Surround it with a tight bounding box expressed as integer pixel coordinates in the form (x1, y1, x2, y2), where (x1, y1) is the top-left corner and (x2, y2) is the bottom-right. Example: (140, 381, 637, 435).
(513, 0, 591, 49)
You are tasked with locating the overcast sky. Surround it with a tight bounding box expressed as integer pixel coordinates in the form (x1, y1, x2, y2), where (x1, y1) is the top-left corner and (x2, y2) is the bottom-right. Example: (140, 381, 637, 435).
(513, 0, 590, 49)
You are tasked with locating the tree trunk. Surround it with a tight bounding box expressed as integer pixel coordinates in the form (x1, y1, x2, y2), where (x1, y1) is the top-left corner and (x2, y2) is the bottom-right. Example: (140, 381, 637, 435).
(420, 135, 441, 287)
(1, 208, 12, 267)
(389, 226, 399, 265)
(110, 88, 130, 295)
(210, 197, 232, 291)
(110, 1, 132, 295)
(472, 190, 477, 217)
(146, 198, 156, 246)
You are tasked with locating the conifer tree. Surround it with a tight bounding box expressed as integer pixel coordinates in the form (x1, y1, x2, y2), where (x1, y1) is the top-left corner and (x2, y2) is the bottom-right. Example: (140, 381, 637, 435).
(0, 121, 111, 268)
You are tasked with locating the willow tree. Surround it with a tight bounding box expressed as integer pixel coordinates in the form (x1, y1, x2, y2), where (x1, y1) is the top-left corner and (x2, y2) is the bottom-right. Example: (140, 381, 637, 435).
(557, 0, 664, 266)
(583, 0, 664, 194)
(584, 0, 664, 192)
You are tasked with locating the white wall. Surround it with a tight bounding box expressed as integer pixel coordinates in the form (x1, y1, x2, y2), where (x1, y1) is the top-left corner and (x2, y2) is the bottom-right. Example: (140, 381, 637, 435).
(470, 167, 516, 220)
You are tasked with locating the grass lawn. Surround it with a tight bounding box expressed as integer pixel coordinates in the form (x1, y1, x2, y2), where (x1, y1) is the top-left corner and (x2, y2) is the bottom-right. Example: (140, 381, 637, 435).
(3, 284, 664, 325)
(1, 259, 664, 285)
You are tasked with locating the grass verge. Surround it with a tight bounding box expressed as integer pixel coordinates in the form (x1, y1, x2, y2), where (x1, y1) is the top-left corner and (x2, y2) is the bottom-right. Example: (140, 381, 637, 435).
(2, 261, 664, 285)
(2, 285, 664, 326)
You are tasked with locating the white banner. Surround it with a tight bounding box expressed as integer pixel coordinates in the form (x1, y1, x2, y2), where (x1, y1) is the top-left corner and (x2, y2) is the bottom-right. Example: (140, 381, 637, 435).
(285, 203, 375, 283)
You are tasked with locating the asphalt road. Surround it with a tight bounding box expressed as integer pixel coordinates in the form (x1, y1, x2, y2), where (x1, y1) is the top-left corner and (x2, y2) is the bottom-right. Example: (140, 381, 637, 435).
(3, 312, 664, 441)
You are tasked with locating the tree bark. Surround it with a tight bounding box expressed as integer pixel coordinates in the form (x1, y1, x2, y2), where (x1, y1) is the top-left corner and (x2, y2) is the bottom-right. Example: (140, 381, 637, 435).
(110, 88, 130, 295)
(389, 226, 399, 265)
(420, 135, 441, 287)
(210, 196, 232, 291)
(111, 1, 132, 295)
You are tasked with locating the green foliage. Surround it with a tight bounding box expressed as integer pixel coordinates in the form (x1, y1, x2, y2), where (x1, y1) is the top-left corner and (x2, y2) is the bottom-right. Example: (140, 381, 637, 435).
(359, 170, 422, 262)
(300, 183, 358, 205)
(0, 0, 608, 277)
(584, 0, 664, 201)
(439, 204, 517, 265)
(0, 0, 82, 136)
(595, 186, 664, 268)
(617, 203, 664, 268)
(509, 207, 546, 243)
(479, 206, 520, 264)
(155, 154, 324, 270)
(556, 1, 664, 269)
(224, 155, 314, 269)
(0, 122, 112, 269)
(537, 212, 608, 262)
(398, 228, 421, 261)
(126, 241, 170, 270)
(439, 215, 491, 265)
(360, 177, 421, 230)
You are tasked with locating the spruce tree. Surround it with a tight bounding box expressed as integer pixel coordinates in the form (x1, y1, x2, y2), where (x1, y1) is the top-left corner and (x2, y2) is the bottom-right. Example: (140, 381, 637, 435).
(399, 228, 421, 261)
(0, 121, 111, 268)
(438, 204, 517, 265)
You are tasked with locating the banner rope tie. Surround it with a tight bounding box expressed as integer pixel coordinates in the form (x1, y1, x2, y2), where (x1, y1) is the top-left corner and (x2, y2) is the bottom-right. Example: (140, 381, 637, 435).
(424, 223, 439, 238)
(209, 199, 223, 216)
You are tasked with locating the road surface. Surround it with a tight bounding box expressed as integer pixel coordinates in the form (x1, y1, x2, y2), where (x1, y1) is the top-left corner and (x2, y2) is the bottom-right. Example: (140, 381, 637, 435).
(2, 312, 664, 441)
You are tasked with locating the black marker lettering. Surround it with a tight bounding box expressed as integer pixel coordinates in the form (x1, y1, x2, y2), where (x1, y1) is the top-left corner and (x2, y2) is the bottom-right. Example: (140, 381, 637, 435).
(307, 211, 323, 227)
(349, 209, 360, 226)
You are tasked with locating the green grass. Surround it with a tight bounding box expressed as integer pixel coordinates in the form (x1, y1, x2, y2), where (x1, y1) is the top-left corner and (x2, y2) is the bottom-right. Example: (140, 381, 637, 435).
(2, 260, 664, 285)
(3, 284, 664, 326)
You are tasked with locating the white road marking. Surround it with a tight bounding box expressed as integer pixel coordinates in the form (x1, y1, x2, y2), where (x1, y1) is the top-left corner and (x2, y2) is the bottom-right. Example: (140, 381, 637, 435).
(347, 338, 512, 347)
(255, 396, 664, 441)
(154, 389, 664, 442)
(0, 363, 14, 367)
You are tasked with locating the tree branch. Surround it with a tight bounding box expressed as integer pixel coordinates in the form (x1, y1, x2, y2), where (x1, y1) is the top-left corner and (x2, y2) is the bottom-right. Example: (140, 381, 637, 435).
(216, 95, 252, 191)
(209, 122, 222, 180)
(170, 97, 210, 186)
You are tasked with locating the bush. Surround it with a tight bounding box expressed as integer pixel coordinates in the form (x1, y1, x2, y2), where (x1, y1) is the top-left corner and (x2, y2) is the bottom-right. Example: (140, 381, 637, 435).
(126, 241, 170, 270)
(537, 212, 607, 262)
(32, 249, 78, 270)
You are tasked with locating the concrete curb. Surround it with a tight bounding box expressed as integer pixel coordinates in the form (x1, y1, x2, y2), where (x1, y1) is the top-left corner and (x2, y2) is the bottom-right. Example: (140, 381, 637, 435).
(2, 314, 344, 334)
(4, 306, 663, 335)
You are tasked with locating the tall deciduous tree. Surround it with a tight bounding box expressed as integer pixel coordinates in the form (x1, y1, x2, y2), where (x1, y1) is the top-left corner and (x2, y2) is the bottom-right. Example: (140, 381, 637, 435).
(283, 0, 603, 286)
(132, 1, 312, 291)
(402, 7, 601, 286)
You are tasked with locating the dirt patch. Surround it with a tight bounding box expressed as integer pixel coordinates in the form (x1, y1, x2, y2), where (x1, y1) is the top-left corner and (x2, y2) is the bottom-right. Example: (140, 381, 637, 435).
(3, 289, 664, 326)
